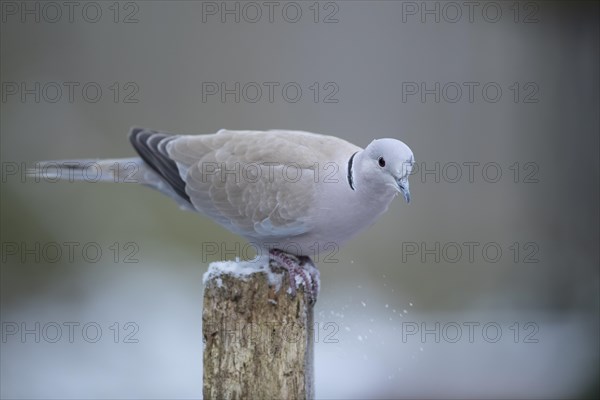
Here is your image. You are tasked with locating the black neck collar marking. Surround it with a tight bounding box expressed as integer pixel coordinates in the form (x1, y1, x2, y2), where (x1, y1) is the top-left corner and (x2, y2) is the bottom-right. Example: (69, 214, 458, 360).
(347, 151, 358, 191)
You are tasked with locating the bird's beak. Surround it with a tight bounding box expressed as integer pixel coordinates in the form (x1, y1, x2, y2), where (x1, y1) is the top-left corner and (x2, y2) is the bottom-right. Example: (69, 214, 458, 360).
(396, 177, 411, 203)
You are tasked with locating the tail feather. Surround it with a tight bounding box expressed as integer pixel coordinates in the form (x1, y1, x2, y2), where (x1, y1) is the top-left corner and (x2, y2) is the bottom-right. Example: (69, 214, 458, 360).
(27, 157, 195, 211)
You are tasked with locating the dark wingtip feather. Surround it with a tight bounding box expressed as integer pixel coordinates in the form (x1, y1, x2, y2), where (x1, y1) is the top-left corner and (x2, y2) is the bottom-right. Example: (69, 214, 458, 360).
(128, 127, 191, 203)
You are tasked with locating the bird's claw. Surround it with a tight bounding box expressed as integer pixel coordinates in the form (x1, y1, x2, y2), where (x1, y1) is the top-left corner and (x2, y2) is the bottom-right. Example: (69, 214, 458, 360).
(269, 249, 320, 305)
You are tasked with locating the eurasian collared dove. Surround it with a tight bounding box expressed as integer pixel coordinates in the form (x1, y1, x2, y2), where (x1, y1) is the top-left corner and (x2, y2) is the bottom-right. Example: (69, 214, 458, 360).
(29, 128, 415, 303)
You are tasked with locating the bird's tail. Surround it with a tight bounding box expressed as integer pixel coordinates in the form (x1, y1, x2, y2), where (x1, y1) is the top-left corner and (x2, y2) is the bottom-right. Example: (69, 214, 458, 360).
(26, 157, 195, 210)
(26, 158, 147, 184)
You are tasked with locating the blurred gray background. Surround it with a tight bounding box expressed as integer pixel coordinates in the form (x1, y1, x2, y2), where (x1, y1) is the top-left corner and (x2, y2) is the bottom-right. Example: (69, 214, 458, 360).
(1, 1, 598, 398)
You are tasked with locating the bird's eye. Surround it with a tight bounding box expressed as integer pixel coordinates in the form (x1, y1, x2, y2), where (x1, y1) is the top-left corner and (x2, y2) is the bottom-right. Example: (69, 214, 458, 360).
(378, 157, 386, 167)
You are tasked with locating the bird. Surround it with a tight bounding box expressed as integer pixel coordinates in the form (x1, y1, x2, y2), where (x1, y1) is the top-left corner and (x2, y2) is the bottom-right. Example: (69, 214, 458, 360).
(29, 128, 415, 303)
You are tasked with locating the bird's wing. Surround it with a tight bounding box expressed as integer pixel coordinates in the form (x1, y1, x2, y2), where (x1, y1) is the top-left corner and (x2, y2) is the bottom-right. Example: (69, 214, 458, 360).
(129, 128, 190, 201)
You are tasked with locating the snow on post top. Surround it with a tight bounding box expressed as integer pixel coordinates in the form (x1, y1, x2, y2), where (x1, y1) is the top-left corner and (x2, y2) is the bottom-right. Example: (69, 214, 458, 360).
(202, 259, 283, 290)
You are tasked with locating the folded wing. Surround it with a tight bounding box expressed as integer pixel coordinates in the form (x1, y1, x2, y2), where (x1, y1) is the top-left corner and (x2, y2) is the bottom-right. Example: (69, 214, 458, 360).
(131, 128, 348, 240)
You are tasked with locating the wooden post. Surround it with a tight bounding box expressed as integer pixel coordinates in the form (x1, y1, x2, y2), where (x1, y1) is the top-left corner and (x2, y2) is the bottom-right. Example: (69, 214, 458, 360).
(202, 262, 315, 400)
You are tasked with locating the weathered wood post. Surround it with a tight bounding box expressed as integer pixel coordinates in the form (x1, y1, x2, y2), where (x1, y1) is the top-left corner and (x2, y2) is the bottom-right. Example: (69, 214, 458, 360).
(202, 261, 315, 400)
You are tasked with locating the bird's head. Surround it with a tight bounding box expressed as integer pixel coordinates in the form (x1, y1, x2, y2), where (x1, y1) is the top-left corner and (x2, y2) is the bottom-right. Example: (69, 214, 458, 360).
(359, 138, 415, 203)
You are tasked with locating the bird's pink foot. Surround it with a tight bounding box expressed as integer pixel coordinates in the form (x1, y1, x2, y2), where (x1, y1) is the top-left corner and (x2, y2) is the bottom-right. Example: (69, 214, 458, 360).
(269, 249, 320, 304)
(298, 255, 320, 299)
